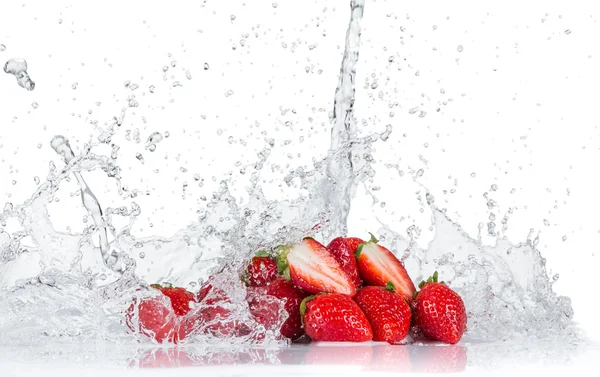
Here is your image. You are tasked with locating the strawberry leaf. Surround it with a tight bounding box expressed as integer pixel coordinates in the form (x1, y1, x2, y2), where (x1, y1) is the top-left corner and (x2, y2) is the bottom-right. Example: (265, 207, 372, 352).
(367, 232, 379, 243)
(432, 271, 438, 283)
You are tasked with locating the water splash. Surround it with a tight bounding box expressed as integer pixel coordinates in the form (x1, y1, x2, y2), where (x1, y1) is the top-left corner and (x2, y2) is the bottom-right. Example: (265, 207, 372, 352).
(3, 58, 35, 91)
(0, 0, 579, 349)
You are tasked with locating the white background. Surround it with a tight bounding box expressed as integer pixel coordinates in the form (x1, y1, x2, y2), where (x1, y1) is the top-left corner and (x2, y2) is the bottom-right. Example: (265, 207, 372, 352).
(1, 0, 599, 372)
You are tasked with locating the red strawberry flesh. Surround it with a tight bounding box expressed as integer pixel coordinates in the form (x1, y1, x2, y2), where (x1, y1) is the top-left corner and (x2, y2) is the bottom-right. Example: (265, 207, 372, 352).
(281, 238, 356, 296)
(356, 240, 415, 300)
(245, 255, 279, 287)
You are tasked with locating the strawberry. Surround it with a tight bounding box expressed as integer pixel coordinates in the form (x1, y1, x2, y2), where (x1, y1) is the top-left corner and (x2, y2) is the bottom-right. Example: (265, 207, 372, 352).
(248, 278, 309, 340)
(149, 283, 195, 316)
(326, 237, 361, 289)
(180, 278, 249, 338)
(126, 283, 194, 343)
(126, 295, 180, 343)
(413, 272, 467, 344)
(300, 293, 373, 342)
(354, 283, 412, 344)
(355, 234, 416, 300)
(243, 251, 279, 287)
(277, 238, 356, 296)
(345, 237, 364, 254)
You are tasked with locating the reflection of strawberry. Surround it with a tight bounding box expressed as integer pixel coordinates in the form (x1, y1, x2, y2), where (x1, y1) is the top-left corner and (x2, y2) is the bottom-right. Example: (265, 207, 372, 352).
(135, 347, 196, 368)
(126, 283, 195, 344)
(304, 345, 373, 365)
(410, 344, 467, 373)
(249, 278, 309, 340)
(368, 345, 411, 372)
(327, 237, 361, 289)
(355, 234, 416, 300)
(413, 272, 467, 344)
(354, 283, 412, 344)
(277, 238, 356, 296)
(301, 293, 373, 342)
(244, 251, 279, 287)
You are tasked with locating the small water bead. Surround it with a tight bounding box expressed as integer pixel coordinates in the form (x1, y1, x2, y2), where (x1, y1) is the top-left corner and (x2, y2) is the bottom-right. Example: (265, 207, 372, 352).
(408, 107, 419, 114)
(31, 102, 38, 109)
(562, 235, 567, 242)
(457, 45, 464, 52)
(171, 60, 177, 67)
(185, 70, 192, 80)
(543, 219, 550, 226)
(33, 176, 40, 185)
(0, 44, 5, 51)
(149, 85, 155, 93)
(72, 82, 78, 89)
(204, 63, 209, 70)
(136, 153, 145, 164)
(272, 2, 278, 8)
(162, 66, 169, 72)
(139, 252, 145, 259)
(490, 184, 498, 191)
(172, 81, 182, 87)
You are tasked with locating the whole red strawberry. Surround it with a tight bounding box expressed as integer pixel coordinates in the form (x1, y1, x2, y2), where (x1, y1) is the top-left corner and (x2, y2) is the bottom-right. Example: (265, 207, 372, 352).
(354, 282, 412, 344)
(126, 283, 194, 343)
(327, 237, 362, 289)
(301, 293, 373, 342)
(345, 237, 364, 254)
(248, 278, 309, 340)
(244, 251, 279, 287)
(413, 272, 467, 344)
(277, 238, 356, 296)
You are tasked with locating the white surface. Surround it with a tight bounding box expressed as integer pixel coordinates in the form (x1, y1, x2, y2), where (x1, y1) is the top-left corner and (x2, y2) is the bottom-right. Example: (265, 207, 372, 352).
(1, 0, 600, 374)
(1, 340, 599, 376)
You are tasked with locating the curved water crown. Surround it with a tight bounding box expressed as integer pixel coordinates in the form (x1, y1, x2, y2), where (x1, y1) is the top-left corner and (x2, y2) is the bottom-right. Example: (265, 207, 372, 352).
(50, 135, 125, 274)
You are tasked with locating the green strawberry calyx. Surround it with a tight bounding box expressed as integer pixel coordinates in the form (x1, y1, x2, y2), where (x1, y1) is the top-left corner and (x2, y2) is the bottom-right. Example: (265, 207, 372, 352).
(254, 250, 271, 258)
(355, 232, 379, 258)
(385, 281, 396, 293)
(275, 245, 292, 281)
(150, 282, 173, 289)
(414, 271, 446, 299)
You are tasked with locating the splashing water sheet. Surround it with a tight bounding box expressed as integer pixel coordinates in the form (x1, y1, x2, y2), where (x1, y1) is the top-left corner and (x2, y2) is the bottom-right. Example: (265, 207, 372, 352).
(0, 0, 599, 376)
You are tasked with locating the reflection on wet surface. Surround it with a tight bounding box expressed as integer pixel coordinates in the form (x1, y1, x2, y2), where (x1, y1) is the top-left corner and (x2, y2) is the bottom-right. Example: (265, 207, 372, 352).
(1, 336, 595, 374)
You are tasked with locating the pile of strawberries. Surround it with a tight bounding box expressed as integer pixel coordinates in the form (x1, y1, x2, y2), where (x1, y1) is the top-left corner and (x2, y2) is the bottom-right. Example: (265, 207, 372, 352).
(126, 234, 467, 345)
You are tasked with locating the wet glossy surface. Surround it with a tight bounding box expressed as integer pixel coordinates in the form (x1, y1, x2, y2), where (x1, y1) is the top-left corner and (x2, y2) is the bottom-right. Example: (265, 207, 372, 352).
(1, 338, 598, 376)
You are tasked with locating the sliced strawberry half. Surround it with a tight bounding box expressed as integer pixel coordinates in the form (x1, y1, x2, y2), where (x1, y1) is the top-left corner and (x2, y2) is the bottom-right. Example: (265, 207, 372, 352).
(355, 234, 416, 300)
(277, 238, 356, 297)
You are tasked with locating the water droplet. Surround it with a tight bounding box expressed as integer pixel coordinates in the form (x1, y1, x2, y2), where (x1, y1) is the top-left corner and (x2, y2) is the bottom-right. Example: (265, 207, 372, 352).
(0, 44, 5, 52)
(230, 14, 236, 21)
(564, 29, 571, 35)
(543, 219, 550, 226)
(416, 169, 424, 178)
(490, 184, 498, 191)
(149, 85, 155, 93)
(408, 107, 419, 114)
(136, 153, 145, 164)
(471, 172, 476, 177)
(33, 176, 40, 185)
(185, 70, 192, 80)
(457, 45, 464, 52)
(3, 58, 35, 91)
(204, 63, 210, 70)
(562, 235, 567, 242)
(225, 90, 234, 97)
(139, 252, 145, 259)
(162, 66, 169, 72)
(72, 82, 78, 90)
(172, 81, 182, 87)
(272, 2, 278, 8)
(31, 102, 38, 109)
(370, 82, 378, 89)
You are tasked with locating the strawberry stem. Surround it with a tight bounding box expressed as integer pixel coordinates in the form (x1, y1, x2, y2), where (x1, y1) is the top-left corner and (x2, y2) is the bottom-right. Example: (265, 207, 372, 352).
(368, 232, 379, 243)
